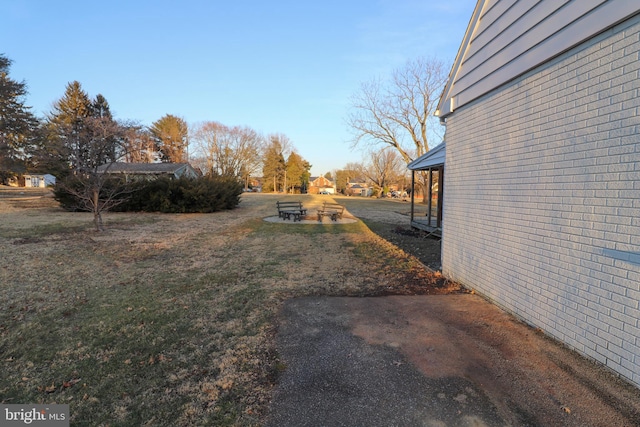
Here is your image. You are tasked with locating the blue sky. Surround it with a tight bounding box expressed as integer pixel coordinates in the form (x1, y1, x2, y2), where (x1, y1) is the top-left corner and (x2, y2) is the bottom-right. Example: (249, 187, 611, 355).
(2, 0, 476, 176)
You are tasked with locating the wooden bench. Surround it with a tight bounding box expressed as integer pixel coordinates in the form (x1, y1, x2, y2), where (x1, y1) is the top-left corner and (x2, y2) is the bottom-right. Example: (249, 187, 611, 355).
(276, 201, 307, 221)
(317, 201, 345, 221)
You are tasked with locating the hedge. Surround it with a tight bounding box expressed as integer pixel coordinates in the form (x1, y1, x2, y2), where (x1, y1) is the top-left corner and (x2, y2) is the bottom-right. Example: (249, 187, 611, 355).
(54, 175, 243, 213)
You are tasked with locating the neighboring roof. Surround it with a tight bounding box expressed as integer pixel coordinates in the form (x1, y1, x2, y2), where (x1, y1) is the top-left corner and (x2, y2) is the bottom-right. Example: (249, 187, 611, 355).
(97, 162, 192, 174)
(407, 142, 446, 170)
(24, 173, 54, 177)
(437, 0, 640, 119)
(309, 176, 334, 184)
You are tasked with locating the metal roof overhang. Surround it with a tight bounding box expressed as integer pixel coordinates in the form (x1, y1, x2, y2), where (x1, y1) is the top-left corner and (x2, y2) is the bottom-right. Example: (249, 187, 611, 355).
(407, 142, 445, 170)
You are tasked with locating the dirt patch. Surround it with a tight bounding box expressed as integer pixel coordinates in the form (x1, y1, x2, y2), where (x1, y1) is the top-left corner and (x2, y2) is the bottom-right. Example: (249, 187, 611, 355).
(369, 256, 460, 296)
(11, 237, 44, 245)
(269, 295, 640, 427)
(348, 296, 640, 426)
(382, 225, 443, 271)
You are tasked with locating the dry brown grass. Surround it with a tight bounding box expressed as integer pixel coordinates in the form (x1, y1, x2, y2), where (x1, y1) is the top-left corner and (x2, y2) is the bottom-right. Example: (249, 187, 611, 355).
(0, 188, 452, 426)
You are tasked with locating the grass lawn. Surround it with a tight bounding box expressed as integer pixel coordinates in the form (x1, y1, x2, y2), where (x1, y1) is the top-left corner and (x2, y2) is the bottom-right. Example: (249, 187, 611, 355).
(0, 190, 445, 426)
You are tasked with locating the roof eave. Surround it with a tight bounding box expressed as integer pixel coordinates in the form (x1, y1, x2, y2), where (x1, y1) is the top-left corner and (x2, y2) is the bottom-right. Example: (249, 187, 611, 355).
(436, 0, 487, 118)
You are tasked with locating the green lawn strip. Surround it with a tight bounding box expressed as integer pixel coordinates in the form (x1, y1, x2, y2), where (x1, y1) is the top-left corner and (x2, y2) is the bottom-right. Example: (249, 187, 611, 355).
(243, 216, 368, 236)
(0, 222, 89, 239)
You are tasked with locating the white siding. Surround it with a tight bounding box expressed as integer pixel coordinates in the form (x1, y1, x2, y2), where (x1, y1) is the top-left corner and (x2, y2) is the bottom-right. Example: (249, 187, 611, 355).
(438, 0, 640, 118)
(442, 14, 640, 387)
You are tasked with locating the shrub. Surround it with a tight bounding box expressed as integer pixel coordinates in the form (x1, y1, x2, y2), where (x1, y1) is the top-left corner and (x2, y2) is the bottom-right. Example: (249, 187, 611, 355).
(53, 177, 81, 210)
(54, 174, 243, 213)
(117, 175, 243, 213)
(53, 175, 130, 212)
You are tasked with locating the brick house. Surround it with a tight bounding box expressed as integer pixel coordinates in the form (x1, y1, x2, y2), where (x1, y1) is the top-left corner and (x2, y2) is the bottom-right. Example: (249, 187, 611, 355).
(437, 1, 640, 387)
(308, 176, 336, 194)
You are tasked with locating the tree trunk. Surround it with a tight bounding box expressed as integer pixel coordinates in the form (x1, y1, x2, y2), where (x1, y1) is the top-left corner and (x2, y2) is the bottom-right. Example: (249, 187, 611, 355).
(419, 171, 430, 204)
(92, 188, 104, 232)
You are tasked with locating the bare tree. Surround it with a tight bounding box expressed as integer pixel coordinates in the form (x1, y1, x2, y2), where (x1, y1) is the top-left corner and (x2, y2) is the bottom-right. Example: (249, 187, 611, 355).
(347, 56, 448, 199)
(123, 124, 156, 163)
(191, 121, 263, 186)
(60, 168, 133, 232)
(361, 148, 404, 198)
(56, 116, 133, 231)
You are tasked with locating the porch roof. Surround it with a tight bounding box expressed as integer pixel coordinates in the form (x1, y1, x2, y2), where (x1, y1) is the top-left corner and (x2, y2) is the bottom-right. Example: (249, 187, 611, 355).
(407, 142, 445, 170)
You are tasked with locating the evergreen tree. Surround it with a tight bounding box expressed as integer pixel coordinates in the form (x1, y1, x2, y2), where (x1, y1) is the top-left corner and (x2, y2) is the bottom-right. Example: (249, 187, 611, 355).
(45, 81, 94, 174)
(262, 136, 286, 192)
(149, 114, 188, 163)
(0, 54, 40, 182)
(43, 82, 123, 176)
(286, 151, 311, 193)
(92, 94, 112, 119)
(88, 94, 121, 164)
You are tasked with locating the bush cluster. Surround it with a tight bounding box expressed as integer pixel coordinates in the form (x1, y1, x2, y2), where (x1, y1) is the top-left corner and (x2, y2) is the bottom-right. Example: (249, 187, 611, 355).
(123, 175, 243, 213)
(53, 175, 129, 211)
(55, 175, 243, 213)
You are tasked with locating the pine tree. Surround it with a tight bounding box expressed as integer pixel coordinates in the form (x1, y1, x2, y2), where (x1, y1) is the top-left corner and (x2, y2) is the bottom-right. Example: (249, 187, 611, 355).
(92, 94, 112, 119)
(286, 151, 311, 193)
(44, 82, 123, 175)
(46, 81, 94, 173)
(149, 114, 188, 163)
(262, 137, 286, 192)
(89, 94, 121, 164)
(0, 54, 40, 182)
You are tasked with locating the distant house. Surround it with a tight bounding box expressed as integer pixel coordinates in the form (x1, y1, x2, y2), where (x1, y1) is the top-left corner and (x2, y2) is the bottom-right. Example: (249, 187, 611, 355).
(308, 176, 336, 194)
(245, 177, 262, 192)
(437, 1, 640, 388)
(23, 174, 56, 188)
(347, 184, 368, 197)
(346, 179, 373, 197)
(96, 163, 200, 181)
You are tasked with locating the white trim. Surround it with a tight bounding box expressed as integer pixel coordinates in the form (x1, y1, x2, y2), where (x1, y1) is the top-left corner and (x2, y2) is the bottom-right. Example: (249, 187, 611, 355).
(407, 142, 446, 170)
(437, 0, 640, 119)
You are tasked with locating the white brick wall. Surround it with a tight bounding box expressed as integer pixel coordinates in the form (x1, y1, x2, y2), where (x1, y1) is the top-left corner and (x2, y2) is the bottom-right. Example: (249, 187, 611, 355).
(442, 14, 640, 387)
